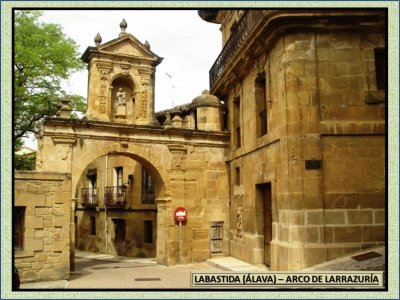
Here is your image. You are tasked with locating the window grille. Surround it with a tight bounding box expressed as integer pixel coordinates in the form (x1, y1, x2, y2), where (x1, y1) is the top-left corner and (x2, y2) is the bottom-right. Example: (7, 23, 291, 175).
(210, 221, 224, 255)
(141, 167, 155, 203)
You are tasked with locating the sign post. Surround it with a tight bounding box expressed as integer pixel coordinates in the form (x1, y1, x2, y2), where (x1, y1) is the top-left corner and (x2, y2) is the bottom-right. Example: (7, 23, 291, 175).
(174, 207, 187, 264)
(179, 221, 182, 263)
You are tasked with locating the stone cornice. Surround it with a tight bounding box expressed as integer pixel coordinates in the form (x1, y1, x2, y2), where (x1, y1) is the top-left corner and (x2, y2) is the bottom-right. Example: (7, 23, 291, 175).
(42, 117, 230, 148)
(14, 171, 71, 180)
(210, 9, 386, 96)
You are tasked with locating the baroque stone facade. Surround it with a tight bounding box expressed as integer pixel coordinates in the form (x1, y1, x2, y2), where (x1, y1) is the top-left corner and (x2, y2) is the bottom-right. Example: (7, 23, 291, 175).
(13, 10, 386, 283)
(33, 19, 229, 271)
(81, 21, 162, 126)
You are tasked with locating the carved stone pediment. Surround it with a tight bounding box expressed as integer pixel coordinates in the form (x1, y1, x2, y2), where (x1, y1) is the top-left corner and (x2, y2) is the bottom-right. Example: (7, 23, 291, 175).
(98, 35, 160, 62)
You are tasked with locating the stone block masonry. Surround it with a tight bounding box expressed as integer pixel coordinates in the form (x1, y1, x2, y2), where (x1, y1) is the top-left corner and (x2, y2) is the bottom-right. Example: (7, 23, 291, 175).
(14, 171, 71, 283)
(211, 10, 386, 271)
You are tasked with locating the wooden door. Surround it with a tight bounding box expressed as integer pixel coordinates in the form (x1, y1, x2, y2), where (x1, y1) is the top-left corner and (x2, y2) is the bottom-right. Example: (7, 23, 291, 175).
(113, 219, 125, 256)
(257, 183, 272, 267)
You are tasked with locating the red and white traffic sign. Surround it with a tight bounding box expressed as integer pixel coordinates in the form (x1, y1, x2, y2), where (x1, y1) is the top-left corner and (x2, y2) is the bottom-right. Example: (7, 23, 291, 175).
(174, 207, 187, 222)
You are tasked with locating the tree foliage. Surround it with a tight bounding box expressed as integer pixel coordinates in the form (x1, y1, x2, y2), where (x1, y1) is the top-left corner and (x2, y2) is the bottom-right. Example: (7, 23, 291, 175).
(14, 154, 36, 171)
(14, 10, 86, 146)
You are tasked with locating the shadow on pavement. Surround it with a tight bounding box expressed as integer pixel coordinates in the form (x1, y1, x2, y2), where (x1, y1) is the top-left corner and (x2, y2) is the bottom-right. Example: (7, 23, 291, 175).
(70, 252, 157, 281)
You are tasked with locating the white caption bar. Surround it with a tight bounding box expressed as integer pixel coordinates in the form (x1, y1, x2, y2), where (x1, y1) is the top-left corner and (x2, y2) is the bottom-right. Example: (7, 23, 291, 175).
(191, 271, 384, 288)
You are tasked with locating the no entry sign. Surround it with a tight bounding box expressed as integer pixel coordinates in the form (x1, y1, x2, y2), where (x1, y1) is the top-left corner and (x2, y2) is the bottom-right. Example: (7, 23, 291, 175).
(175, 207, 187, 263)
(174, 207, 187, 222)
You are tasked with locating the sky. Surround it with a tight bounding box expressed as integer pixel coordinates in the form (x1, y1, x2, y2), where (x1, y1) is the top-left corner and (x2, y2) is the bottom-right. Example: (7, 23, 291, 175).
(23, 10, 222, 149)
(41, 10, 222, 111)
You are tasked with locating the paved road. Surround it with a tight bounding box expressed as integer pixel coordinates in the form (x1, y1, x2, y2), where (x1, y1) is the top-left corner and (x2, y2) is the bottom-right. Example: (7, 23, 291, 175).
(21, 251, 222, 289)
(69, 251, 223, 289)
(20, 246, 385, 290)
(302, 246, 385, 272)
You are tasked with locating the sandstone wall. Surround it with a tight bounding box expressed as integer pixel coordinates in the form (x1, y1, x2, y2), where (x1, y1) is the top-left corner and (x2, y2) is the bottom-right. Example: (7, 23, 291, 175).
(76, 210, 157, 257)
(35, 118, 230, 265)
(159, 144, 230, 264)
(75, 154, 157, 257)
(14, 171, 71, 283)
(226, 29, 385, 271)
(322, 136, 385, 259)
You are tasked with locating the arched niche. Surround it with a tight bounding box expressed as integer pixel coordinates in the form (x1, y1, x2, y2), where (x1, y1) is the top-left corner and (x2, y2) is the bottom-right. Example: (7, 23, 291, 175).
(111, 75, 136, 121)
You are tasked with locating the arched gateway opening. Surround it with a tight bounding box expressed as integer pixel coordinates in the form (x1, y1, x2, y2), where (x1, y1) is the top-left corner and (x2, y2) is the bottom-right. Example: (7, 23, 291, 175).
(72, 150, 169, 265)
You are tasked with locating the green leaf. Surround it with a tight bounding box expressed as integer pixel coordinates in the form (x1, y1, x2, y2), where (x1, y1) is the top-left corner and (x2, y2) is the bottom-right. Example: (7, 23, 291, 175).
(13, 10, 87, 142)
(14, 153, 36, 171)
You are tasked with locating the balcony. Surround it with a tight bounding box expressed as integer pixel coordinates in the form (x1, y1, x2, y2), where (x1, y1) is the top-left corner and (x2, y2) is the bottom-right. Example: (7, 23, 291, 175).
(81, 188, 98, 207)
(209, 10, 270, 90)
(104, 186, 127, 208)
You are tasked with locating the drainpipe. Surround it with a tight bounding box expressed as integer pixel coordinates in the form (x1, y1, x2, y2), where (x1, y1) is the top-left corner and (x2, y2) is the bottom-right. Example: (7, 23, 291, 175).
(227, 160, 231, 256)
(105, 154, 108, 253)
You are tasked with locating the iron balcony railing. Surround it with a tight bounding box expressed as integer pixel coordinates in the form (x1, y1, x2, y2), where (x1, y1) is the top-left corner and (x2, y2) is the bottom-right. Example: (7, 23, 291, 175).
(81, 188, 99, 207)
(209, 10, 269, 89)
(104, 186, 127, 208)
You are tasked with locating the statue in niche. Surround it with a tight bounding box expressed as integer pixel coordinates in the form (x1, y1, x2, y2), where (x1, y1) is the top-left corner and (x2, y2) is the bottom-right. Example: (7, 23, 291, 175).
(116, 88, 126, 106)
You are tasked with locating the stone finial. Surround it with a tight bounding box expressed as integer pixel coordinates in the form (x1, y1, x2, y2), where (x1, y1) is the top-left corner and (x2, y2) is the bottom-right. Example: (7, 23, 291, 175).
(55, 101, 63, 116)
(119, 18, 128, 37)
(57, 98, 72, 118)
(61, 98, 71, 106)
(144, 40, 151, 49)
(94, 32, 102, 46)
(171, 115, 183, 129)
(190, 89, 222, 108)
(163, 112, 172, 128)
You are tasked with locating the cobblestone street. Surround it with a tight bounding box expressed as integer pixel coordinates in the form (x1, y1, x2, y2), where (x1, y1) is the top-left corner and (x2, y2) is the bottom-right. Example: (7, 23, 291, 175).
(303, 247, 385, 272)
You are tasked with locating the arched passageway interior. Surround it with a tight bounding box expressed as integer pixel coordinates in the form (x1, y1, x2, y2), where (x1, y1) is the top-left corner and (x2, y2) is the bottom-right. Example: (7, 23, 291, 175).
(74, 154, 161, 258)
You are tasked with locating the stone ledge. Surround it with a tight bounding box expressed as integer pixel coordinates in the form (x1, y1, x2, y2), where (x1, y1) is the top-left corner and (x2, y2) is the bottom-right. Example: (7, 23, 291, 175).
(15, 251, 34, 258)
(51, 137, 77, 145)
(15, 171, 71, 181)
(365, 90, 385, 104)
(320, 121, 385, 135)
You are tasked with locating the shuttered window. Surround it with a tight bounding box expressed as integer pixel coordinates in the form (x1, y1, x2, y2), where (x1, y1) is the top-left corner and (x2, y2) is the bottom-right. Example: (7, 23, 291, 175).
(141, 167, 155, 204)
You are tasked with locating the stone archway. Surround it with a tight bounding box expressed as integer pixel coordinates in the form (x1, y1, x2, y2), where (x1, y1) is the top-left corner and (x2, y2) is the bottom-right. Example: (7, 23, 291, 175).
(71, 142, 172, 265)
(71, 143, 170, 201)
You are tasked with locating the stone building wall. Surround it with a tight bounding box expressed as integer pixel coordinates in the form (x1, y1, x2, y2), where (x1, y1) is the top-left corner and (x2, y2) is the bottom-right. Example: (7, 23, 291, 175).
(75, 210, 157, 258)
(322, 136, 385, 259)
(32, 19, 230, 266)
(35, 117, 230, 265)
(75, 155, 157, 258)
(210, 10, 386, 271)
(81, 23, 162, 126)
(15, 11, 385, 277)
(14, 171, 71, 283)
